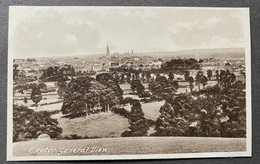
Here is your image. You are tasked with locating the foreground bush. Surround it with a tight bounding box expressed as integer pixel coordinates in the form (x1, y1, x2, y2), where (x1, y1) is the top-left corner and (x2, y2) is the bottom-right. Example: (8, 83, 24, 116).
(13, 105, 62, 142)
(63, 134, 100, 140)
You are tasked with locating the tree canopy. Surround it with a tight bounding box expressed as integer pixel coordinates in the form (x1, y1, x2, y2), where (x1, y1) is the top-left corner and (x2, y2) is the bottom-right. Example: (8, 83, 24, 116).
(61, 76, 122, 118)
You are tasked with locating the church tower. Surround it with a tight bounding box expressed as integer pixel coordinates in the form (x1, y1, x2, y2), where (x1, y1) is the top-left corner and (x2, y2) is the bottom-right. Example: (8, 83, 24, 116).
(106, 44, 110, 57)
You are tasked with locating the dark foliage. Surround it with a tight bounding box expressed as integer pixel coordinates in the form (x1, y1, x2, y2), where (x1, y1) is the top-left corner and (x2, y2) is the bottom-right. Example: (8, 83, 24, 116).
(130, 80, 145, 95)
(40, 65, 74, 82)
(110, 106, 130, 118)
(96, 73, 123, 99)
(61, 76, 121, 118)
(154, 80, 246, 138)
(13, 105, 62, 142)
(149, 75, 179, 99)
(162, 58, 200, 70)
(31, 85, 42, 106)
(122, 100, 150, 136)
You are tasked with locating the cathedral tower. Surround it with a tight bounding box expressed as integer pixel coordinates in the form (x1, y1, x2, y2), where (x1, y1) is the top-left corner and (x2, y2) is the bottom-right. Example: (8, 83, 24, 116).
(106, 44, 110, 56)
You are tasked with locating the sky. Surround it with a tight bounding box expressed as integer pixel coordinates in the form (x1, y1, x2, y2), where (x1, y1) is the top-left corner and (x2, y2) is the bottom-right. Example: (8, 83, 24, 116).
(9, 7, 249, 58)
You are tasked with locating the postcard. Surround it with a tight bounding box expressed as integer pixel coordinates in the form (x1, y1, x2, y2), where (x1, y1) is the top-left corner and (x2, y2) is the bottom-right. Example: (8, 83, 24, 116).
(7, 6, 251, 160)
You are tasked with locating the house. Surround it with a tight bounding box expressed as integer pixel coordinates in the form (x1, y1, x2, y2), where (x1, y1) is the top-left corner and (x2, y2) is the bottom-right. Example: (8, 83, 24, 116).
(93, 64, 103, 72)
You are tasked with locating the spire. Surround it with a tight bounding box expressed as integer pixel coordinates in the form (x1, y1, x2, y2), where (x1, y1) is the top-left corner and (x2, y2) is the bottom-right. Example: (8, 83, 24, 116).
(106, 44, 110, 56)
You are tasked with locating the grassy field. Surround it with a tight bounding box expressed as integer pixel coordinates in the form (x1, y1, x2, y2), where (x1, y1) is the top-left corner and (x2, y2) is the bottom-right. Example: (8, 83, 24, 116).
(13, 137, 246, 156)
(15, 91, 62, 111)
(124, 101, 164, 121)
(142, 101, 164, 121)
(53, 112, 129, 138)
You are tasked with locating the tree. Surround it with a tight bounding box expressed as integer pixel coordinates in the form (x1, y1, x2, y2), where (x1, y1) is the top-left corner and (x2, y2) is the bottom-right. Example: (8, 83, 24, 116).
(155, 102, 189, 136)
(96, 73, 123, 99)
(187, 76, 194, 92)
(57, 77, 67, 99)
(125, 100, 149, 136)
(168, 72, 174, 81)
(38, 82, 47, 91)
(61, 76, 120, 118)
(207, 70, 213, 80)
(13, 105, 62, 142)
(184, 71, 190, 81)
(195, 71, 204, 91)
(130, 80, 145, 95)
(120, 74, 125, 84)
(149, 75, 178, 99)
(13, 64, 19, 80)
(218, 70, 236, 88)
(135, 72, 140, 80)
(31, 85, 42, 106)
(146, 72, 151, 83)
(201, 75, 208, 89)
(23, 97, 28, 104)
(162, 58, 200, 70)
(215, 70, 220, 81)
(141, 72, 146, 83)
(46, 67, 55, 77)
(172, 81, 179, 90)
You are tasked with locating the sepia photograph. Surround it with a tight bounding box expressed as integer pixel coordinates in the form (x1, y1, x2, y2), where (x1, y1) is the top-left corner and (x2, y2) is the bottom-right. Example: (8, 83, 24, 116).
(7, 6, 251, 160)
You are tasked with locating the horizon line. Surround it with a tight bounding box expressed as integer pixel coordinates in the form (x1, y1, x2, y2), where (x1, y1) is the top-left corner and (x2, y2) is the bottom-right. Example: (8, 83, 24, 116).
(13, 47, 245, 59)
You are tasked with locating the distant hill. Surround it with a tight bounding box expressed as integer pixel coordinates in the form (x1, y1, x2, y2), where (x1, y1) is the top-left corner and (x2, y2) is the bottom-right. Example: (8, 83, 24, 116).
(136, 48, 245, 60)
(16, 48, 245, 60)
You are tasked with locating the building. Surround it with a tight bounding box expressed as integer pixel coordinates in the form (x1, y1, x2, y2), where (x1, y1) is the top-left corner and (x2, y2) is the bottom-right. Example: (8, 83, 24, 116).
(93, 64, 103, 72)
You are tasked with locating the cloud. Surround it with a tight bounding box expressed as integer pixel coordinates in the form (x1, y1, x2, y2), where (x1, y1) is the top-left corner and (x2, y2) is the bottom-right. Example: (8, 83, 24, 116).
(9, 7, 248, 58)
(12, 8, 102, 57)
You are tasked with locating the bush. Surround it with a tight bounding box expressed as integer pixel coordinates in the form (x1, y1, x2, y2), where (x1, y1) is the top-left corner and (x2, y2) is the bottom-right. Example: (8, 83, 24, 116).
(13, 105, 62, 142)
(121, 131, 132, 137)
(139, 91, 152, 98)
(150, 95, 163, 102)
(63, 134, 100, 140)
(120, 97, 133, 105)
(110, 106, 130, 118)
(221, 121, 246, 138)
(64, 134, 83, 140)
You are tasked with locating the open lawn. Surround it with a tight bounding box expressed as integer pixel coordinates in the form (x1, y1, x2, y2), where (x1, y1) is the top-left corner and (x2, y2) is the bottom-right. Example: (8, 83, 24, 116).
(141, 101, 164, 121)
(53, 112, 129, 138)
(15, 92, 62, 112)
(34, 102, 62, 112)
(13, 137, 246, 156)
(124, 101, 164, 121)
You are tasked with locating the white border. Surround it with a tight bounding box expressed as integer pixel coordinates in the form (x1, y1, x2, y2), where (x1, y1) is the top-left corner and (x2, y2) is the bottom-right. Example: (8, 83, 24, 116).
(7, 6, 252, 161)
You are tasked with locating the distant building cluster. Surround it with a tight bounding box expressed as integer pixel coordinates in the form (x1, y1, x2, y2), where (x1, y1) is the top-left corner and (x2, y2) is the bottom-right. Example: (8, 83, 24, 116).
(13, 45, 245, 83)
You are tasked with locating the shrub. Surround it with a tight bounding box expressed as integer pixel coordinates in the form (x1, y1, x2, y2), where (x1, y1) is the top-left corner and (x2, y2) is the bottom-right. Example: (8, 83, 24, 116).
(110, 106, 130, 118)
(120, 97, 133, 105)
(64, 134, 83, 140)
(62, 134, 100, 140)
(139, 91, 152, 98)
(13, 105, 62, 142)
(121, 131, 131, 137)
(221, 121, 246, 138)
